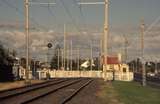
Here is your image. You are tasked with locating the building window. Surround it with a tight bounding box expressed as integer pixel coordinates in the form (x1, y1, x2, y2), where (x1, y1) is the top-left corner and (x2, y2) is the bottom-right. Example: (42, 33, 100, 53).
(123, 68, 127, 72)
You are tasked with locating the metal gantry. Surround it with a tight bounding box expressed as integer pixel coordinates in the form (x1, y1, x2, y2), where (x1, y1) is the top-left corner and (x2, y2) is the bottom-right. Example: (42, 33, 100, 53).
(24, 0, 56, 83)
(24, 0, 110, 76)
(78, 0, 109, 71)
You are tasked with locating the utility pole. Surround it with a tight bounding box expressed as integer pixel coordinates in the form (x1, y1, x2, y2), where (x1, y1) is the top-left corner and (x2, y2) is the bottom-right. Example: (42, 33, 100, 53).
(77, 48, 80, 70)
(70, 40, 73, 70)
(141, 19, 146, 86)
(98, 52, 101, 70)
(155, 60, 158, 74)
(63, 24, 66, 70)
(103, 0, 109, 71)
(57, 47, 60, 70)
(25, 0, 30, 84)
(100, 39, 102, 70)
(67, 44, 69, 70)
(90, 41, 93, 71)
(61, 50, 64, 69)
(123, 35, 128, 63)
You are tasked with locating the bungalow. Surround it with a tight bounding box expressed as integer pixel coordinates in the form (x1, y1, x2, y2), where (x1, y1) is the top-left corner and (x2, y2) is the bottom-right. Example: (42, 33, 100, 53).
(102, 54, 133, 81)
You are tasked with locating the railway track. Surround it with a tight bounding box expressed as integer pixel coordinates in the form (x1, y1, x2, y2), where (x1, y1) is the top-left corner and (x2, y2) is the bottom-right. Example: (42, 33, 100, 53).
(60, 79, 93, 104)
(0, 78, 93, 104)
(22, 78, 93, 104)
(0, 78, 81, 104)
(0, 78, 57, 94)
(0, 78, 69, 100)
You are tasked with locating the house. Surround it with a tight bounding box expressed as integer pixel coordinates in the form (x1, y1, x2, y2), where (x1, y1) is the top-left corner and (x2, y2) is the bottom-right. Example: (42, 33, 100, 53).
(102, 54, 133, 81)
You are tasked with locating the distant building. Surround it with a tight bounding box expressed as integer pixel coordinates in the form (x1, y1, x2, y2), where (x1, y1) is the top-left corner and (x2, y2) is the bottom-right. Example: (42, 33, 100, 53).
(12, 57, 20, 80)
(102, 55, 129, 73)
(101, 54, 133, 81)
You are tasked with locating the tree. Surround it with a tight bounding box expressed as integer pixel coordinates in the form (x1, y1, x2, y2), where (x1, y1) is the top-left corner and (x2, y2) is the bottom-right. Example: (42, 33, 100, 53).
(20, 58, 26, 68)
(0, 44, 14, 82)
(50, 45, 61, 70)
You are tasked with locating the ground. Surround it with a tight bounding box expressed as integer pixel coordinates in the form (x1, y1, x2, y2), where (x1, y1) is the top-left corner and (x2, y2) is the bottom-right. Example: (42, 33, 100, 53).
(66, 79, 122, 104)
(70, 79, 160, 104)
(112, 81, 160, 104)
(0, 79, 160, 104)
(0, 80, 45, 91)
(98, 81, 123, 104)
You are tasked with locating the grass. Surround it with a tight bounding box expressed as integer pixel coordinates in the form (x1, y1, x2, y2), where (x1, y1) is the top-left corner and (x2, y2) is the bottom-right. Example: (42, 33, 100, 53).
(98, 81, 123, 104)
(112, 81, 160, 104)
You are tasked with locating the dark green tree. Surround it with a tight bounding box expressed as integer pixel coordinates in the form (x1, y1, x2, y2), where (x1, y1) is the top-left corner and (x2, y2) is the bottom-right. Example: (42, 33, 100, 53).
(50, 45, 61, 70)
(0, 44, 14, 82)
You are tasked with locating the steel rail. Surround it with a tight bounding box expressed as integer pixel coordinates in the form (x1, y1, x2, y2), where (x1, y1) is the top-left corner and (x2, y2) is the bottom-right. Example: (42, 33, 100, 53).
(60, 79, 93, 104)
(0, 79, 55, 93)
(21, 79, 83, 104)
(0, 79, 70, 100)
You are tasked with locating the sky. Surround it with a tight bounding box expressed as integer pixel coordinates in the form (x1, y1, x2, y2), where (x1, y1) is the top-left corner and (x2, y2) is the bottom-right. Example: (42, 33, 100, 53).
(0, 0, 160, 62)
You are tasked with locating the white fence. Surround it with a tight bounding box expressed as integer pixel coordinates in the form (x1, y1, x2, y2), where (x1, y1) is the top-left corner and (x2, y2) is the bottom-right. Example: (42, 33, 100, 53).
(103, 72, 134, 81)
(50, 70, 102, 78)
(49, 70, 134, 81)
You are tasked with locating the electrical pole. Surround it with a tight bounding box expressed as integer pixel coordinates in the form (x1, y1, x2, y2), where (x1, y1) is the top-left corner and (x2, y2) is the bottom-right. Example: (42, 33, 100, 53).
(103, 0, 109, 71)
(57, 47, 60, 70)
(98, 52, 101, 70)
(67, 45, 69, 70)
(61, 50, 64, 69)
(47, 47, 49, 65)
(90, 41, 93, 71)
(70, 40, 73, 70)
(25, 0, 30, 84)
(123, 35, 128, 63)
(141, 19, 146, 86)
(100, 39, 102, 70)
(63, 24, 66, 70)
(77, 48, 80, 70)
(155, 60, 158, 74)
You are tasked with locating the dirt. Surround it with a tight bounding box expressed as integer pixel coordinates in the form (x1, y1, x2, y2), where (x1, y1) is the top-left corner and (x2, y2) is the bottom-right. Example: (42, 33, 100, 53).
(0, 78, 122, 104)
(0, 80, 45, 91)
(66, 78, 122, 104)
(65, 78, 104, 104)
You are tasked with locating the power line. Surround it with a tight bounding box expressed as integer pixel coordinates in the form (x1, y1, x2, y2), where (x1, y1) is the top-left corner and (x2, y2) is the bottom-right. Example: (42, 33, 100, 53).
(59, 0, 83, 35)
(2, 0, 48, 30)
(73, 0, 95, 41)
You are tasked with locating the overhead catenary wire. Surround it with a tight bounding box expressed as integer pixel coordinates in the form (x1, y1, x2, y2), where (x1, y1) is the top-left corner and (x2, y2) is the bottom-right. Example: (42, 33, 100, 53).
(59, 0, 84, 35)
(2, 0, 49, 31)
(73, 0, 96, 41)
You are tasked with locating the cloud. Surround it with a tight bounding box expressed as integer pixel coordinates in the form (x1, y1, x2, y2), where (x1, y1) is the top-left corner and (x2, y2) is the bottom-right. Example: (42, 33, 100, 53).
(0, 24, 160, 62)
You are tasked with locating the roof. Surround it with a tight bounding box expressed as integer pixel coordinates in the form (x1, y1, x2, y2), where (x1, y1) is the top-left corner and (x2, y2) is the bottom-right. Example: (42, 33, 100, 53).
(102, 56, 120, 64)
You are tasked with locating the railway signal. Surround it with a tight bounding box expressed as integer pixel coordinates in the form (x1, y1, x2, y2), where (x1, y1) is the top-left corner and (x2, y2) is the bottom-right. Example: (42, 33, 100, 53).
(47, 43, 53, 49)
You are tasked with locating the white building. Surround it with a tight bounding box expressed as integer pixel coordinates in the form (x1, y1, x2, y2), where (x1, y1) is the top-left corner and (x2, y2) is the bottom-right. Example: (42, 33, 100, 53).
(102, 54, 133, 81)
